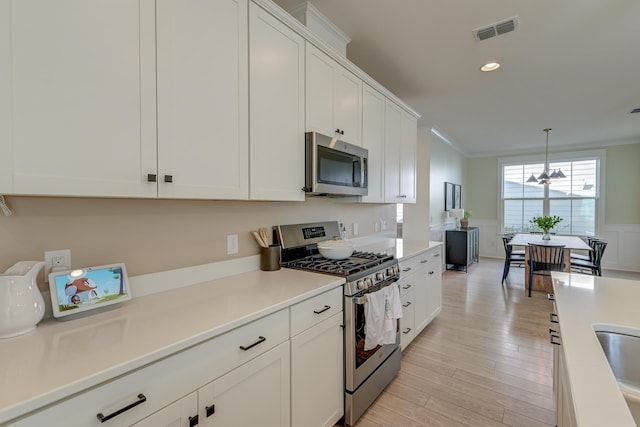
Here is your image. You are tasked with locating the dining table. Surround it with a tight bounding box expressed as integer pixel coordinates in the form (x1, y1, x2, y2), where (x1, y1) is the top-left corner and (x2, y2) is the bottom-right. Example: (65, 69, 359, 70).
(507, 233, 591, 293)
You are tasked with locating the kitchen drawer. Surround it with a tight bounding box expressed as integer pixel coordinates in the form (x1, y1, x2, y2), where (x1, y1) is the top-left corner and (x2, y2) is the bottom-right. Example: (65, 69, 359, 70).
(400, 248, 441, 274)
(290, 286, 343, 336)
(398, 276, 414, 297)
(8, 309, 289, 427)
(400, 288, 414, 313)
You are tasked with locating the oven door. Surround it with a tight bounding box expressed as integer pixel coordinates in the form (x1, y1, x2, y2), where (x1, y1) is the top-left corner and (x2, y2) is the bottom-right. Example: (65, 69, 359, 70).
(344, 280, 400, 392)
(305, 132, 368, 196)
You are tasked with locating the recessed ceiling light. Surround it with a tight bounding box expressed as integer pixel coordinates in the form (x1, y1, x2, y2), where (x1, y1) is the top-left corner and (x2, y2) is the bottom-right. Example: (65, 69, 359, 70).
(480, 62, 500, 72)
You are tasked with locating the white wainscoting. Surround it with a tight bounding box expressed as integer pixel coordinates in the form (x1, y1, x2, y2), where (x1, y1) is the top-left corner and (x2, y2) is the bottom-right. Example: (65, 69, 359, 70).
(433, 219, 640, 273)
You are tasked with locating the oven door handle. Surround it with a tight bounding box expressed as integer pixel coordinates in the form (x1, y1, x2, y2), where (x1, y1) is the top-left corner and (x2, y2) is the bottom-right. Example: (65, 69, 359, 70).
(353, 279, 399, 305)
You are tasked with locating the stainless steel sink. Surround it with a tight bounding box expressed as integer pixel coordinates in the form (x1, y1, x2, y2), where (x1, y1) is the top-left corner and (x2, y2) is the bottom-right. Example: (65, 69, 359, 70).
(595, 330, 640, 424)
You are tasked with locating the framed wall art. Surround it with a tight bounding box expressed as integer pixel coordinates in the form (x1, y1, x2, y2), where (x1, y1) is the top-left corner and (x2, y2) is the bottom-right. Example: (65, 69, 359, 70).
(444, 182, 454, 211)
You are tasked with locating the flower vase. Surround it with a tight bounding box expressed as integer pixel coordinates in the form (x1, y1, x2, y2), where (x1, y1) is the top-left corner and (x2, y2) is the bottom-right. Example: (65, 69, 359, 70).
(542, 232, 551, 240)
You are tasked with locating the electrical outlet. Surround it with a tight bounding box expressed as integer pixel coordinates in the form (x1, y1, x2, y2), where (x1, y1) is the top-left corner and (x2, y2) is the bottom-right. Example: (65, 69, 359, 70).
(44, 249, 71, 282)
(227, 234, 238, 255)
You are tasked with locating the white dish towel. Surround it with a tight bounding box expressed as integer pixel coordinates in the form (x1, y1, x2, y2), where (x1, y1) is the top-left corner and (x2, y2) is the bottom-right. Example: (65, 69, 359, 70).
(364, 284, 403, 351)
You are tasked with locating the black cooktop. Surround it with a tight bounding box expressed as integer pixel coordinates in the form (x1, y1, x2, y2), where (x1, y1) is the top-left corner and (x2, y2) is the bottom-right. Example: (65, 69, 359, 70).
(281, 251, 394, 277)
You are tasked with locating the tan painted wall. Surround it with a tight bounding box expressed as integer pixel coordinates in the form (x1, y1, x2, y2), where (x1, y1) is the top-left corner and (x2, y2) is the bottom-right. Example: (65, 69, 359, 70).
(0, 196, 395, 290)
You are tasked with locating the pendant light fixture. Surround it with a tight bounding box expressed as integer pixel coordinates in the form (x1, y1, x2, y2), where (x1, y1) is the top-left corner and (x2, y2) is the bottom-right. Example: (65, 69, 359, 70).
(526, 128, 566, 185)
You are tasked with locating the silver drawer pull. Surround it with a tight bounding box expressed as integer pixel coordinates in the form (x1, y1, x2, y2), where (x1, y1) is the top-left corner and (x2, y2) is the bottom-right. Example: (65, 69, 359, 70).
(402, 284, 412, 290)
(428, 271, 435, 275)
(420, 259, 428, 263)
(403, 301, 412, 308)
(550, 312, 559, 323)
(550, 334, 561, 345)
(97, 394, 147, 423)
(402, 267, 411, 272)
(547, 293, 555, 301)
(239, 336, 266, 351)
(402, 327, 412, 334)
(313, 305, 331, 314)
(433, 253, 441, 257)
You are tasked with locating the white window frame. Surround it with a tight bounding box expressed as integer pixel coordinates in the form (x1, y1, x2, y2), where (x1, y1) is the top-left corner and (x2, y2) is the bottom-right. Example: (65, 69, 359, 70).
(498, 149, 606, 236)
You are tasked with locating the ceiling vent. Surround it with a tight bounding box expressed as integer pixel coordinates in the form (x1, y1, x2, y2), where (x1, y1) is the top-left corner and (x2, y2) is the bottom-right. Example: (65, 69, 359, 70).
(631, 108, 640, 114)
(473, 16, 519, 41)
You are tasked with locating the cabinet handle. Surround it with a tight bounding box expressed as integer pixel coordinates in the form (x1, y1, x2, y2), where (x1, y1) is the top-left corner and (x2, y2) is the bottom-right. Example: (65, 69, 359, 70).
(433, 253, 441, 257)
(549, 327, 557, 334)
(205, 404, 216, 417)
(429, 271, 435, 275)
(335, 128, 344, 135)
(402, 284, 412, 290)
(402, 327, 412, 334)
(96, 393, 147, 423)
(550, 334, 561, 346)
(547, 293, 555, 301)
(164, 174, 173, 183)
(549, 312, 559, 324)
(189, 414, 199, 427)
(403, 301, 412, 308)
(313, 305, 331, 314)
(239, 336, 266, 351)
(402, 267, 411, 272)
(147, 174, 157, 182)
(420, 259, 428, 263)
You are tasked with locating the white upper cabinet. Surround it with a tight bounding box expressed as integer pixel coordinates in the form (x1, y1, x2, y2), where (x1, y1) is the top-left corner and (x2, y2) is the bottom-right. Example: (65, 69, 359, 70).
(4, 0, 157, 198)
(361, 84, 386, 203)
(249, 3, 305, 201)
(306, 43, 362, 146)
(0, 1, 11, 193)
(400, 110, 417, 203)
(384, 100, 417, 203)
(156, 0, 248, 199)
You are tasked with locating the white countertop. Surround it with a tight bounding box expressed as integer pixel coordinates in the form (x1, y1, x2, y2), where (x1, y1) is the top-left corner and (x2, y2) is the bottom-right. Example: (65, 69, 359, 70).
(354, 237, 442, 260)
(0, 268, 344, 424)
(552, 272, 640, 427)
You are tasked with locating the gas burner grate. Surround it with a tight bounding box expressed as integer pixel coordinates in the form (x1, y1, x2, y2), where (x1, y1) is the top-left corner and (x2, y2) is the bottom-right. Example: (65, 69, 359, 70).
(281, 251, 393, 277)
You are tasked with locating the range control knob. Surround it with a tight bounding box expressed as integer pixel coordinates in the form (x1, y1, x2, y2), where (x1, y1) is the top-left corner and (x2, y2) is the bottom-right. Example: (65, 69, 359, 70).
(387, 267, 394, 276)
(376, 272, 384, 281)
(365, 277, 373, 288)
(356, 280, 365, 290)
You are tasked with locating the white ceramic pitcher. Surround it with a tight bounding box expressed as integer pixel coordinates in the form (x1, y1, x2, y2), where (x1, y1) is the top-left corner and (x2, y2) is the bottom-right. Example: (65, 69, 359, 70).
(0, 261, 46, 339)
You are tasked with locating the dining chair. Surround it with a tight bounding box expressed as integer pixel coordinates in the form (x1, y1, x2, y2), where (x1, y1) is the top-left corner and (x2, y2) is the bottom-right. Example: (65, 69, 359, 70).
(570, 237, 601, 262)
(528, 244, 565, 297)
(501, 235, 525, 284)
(571, 239, 607, 276)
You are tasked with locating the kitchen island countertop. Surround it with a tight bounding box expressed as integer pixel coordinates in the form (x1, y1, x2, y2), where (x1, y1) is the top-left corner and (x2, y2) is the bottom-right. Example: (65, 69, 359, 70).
(552, 272, 640, 427)
(354, 237, 442, 260)
(0, 267, 344, 424)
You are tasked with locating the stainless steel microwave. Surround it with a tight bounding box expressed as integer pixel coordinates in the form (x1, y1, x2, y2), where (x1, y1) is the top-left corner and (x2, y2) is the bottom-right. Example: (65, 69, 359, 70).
(304, 132, 368, 196)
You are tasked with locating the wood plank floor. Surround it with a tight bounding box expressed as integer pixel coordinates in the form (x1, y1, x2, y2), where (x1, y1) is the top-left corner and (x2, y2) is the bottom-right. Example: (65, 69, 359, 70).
(347, 258, 640, 427)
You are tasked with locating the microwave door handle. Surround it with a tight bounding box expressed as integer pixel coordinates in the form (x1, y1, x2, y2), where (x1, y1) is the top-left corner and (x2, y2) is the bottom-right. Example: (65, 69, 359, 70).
(359, 157, 365, 187)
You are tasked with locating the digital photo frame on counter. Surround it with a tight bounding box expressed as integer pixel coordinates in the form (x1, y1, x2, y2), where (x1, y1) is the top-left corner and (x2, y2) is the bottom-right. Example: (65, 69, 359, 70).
(48, 263, 131, 320)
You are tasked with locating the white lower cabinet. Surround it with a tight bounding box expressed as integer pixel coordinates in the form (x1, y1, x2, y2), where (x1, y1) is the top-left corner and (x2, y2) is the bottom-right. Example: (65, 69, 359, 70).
(198, 341, 290, 427)
(290, 287, 344, 427)
(131, 392, 198, 427)
(398, 245, 442, 349)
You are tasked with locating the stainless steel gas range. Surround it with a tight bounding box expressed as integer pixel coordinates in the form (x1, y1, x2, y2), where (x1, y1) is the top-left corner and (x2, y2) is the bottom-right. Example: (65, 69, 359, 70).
(275, 221, 401, 426)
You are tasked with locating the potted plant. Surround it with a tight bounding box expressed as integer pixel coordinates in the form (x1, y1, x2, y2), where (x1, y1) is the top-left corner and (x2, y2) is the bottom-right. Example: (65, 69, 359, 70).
(530, 215, 563, 240)
(460, 210, 471, 228)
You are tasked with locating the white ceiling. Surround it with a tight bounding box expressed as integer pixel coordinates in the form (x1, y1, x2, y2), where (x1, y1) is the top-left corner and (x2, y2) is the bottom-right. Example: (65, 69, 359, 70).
(271, 0, 640, 157)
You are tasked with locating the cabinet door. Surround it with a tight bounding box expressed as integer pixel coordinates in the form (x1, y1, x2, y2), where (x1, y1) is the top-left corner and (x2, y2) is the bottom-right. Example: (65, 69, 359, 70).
(334, 67, 362, 146)
(361, 84, 386, 203)
(291, 313, 344, 427)
(198, 341, 290, 427)
(0, 1, 11, 192)
(411, 257, 429, 334)
(7, 0, 157, 198)
(131, 392, 198, 427)
(156, 0, 248, 199)
(306, 43, 335, 138)
(249, 3, 305, 201)
(384, 100, 402, 203)
(400, 111, 417, 203)
(425, 258, 442, 325)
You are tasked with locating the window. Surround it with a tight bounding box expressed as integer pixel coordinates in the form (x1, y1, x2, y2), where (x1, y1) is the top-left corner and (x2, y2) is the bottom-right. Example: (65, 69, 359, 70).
(501, 153, 600, 236)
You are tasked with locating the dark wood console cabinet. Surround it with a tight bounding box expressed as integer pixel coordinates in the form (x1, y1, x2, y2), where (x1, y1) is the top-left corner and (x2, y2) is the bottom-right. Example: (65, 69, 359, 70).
(445, 227, 479, 272)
